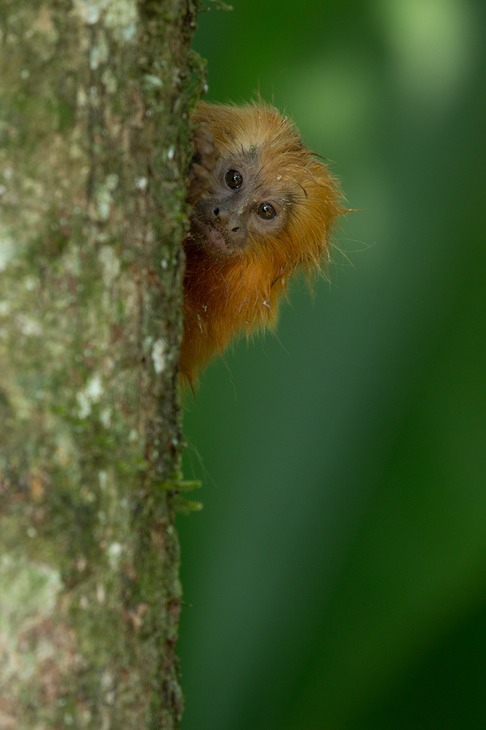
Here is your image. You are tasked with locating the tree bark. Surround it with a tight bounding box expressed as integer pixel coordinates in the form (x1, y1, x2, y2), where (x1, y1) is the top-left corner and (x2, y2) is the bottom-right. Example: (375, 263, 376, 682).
(0, 1, 201, 727)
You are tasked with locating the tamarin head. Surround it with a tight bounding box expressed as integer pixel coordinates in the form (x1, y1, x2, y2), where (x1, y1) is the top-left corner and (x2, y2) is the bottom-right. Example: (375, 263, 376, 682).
(181, 101, 343, 383)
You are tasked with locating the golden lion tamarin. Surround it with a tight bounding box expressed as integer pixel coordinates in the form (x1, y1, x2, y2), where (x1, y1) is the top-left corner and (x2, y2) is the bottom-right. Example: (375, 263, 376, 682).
(181, 101, 343, 383)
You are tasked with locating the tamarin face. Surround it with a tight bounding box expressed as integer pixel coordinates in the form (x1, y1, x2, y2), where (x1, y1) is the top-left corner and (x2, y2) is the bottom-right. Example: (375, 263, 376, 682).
(190, 142, 293, 257)
(181, 101, 343, 382)
(187, 102, 340, 264)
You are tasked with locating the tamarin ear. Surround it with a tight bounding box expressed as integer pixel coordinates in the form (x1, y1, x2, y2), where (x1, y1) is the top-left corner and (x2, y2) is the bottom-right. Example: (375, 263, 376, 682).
(187, 126, 217, 205)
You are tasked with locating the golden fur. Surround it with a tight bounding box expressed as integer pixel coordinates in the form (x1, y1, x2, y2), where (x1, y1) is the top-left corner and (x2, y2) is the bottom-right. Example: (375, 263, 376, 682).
(181, 101, 343, 382)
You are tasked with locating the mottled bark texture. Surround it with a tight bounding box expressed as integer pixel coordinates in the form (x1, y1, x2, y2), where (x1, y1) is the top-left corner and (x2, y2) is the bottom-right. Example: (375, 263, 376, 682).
(0, 1, 201, 728)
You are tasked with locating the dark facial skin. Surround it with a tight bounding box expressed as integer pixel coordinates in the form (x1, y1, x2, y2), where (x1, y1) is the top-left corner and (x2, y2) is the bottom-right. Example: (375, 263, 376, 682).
(189, 150, 291, 257)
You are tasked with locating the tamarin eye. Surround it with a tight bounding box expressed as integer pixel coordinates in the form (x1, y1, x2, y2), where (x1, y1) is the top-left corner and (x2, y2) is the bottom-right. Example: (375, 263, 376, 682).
(224, 169, 243, 189)
(256, 202, 277, 220)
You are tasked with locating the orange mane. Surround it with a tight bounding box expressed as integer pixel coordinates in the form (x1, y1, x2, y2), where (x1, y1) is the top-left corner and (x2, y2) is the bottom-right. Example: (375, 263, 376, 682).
(181, 102, 343, 382)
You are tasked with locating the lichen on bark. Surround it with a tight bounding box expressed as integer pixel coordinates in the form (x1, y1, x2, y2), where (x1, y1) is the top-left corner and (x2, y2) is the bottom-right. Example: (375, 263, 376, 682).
(0, 1, 203, 727)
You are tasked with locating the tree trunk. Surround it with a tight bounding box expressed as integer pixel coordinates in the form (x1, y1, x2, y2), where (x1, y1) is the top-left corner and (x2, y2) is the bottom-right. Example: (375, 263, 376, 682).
(0, 1, 201, 727)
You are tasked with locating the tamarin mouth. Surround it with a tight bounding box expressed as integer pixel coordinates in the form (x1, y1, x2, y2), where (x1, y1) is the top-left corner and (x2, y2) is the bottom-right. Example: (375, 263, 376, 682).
(190, 216, 244, 256)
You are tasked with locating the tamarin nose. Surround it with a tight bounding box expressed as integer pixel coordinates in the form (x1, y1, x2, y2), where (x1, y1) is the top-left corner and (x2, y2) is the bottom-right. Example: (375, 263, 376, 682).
(213, 207, 240, 233)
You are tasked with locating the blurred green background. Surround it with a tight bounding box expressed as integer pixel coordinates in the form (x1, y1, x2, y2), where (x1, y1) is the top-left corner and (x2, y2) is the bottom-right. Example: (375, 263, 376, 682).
(178, 1, 486, 728)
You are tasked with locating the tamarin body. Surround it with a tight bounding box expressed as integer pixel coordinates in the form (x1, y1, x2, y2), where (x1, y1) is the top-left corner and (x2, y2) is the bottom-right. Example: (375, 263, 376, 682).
(181, 101, 342, 383)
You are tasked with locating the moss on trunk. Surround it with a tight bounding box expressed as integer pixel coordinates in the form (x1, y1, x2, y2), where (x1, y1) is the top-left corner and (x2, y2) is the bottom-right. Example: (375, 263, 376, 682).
(0, 1, 203, 727)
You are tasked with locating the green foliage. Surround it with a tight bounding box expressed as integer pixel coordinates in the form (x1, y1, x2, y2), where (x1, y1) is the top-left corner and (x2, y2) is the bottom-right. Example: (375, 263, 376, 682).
(179, 1, 486, 729)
